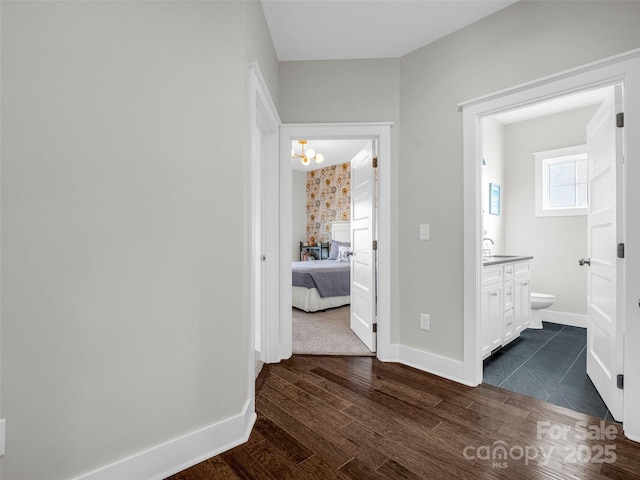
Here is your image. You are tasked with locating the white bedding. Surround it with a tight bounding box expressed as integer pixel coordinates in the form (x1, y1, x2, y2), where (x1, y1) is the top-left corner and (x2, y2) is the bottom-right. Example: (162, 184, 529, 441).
(292, 286, 350, 312)
(293, 221, 351, 312)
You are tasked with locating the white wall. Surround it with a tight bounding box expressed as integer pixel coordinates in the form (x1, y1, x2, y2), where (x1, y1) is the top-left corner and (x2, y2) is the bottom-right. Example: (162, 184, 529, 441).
(398, 0, 640, 361)
(292, 170, 307, 261)
(503, 106, 597, 316)
(0, 1, 278, 479)
(482, 118, 506, 255)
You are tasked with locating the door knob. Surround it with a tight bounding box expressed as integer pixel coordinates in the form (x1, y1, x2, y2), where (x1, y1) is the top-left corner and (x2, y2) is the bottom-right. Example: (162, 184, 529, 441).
(578, 258, 591, 266)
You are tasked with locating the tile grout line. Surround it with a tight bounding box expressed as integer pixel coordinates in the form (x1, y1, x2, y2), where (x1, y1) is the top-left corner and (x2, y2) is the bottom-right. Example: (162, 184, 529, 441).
(495, 326, 565, 389)
(555, 344, 587, 387)
(540, 344, 587, 403)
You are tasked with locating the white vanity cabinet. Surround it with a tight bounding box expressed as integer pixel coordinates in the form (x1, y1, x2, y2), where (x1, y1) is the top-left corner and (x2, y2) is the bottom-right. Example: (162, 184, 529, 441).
(513, 262, 532, 336)
(481, 258, 532, 359)
(481, 265, 504, 359)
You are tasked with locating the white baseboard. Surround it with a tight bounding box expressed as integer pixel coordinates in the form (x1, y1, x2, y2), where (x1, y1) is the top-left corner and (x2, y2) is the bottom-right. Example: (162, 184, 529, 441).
(378, 343, 400, 363)
(541, 310, 587, 328)
(72, 400, 256, 480)
(394, 344, 471, 386)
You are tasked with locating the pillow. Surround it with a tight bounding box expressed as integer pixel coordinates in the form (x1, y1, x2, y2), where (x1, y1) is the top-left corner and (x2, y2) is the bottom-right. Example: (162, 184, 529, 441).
(337, 244, 351, 262)
(328, 240, 350, 260)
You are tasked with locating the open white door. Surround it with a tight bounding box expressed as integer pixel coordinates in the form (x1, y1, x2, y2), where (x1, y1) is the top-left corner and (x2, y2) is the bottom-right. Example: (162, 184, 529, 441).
(350, 142, 377, 352)
(584, 85, 624, 421)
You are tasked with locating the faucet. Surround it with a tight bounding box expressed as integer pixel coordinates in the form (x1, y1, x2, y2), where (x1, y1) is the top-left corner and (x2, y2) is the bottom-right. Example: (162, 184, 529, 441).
(482, 237, 494, 257)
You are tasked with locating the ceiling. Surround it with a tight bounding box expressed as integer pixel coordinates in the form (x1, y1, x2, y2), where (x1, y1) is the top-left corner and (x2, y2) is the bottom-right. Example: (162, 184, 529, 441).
(261, 0, 518, 62)
(272, 1, 609, 167)
(291, 139, 369, 171)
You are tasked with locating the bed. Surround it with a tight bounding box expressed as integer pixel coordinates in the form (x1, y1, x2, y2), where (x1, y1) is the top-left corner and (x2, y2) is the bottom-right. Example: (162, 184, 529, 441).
(292, 222, 351, 312)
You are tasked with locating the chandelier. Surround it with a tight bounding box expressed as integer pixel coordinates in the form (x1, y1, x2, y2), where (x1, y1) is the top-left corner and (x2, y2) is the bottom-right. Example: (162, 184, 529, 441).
(292, 140, 324, 166)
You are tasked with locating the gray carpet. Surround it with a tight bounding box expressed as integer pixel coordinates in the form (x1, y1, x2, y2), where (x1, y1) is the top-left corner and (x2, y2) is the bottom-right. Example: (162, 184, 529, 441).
(292, 306, 374, 355)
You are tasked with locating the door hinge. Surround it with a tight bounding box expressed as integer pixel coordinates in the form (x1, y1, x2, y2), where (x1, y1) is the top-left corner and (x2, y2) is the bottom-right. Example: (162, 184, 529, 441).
(617, 374, 624, 390)
(372, 323, 377, 333)
(372, 240, 378, 251)
(617, 112, 624, 128)
(617, 243, 625, 259)
(372, 157, 378, 168)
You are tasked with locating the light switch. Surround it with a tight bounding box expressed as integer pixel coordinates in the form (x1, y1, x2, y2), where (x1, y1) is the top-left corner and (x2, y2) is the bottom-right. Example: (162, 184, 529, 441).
(419, 224, 430, 240)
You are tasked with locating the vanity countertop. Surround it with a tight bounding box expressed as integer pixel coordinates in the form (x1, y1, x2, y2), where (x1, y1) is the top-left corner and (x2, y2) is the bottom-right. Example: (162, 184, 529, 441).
(482, 255, 533, 266)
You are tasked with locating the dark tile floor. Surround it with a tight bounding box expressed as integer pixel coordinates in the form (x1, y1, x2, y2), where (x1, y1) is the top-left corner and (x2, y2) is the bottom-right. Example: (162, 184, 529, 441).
(483, 322, 620, 422)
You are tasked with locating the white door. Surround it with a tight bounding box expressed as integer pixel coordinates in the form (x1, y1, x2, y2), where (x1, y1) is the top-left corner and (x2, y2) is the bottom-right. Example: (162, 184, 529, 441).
(350, 142, 377, 352)
(585, 85, 624, 420)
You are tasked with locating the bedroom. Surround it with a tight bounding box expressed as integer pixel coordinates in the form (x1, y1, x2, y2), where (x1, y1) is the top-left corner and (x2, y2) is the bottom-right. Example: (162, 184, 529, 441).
(291, 138, 376, 355)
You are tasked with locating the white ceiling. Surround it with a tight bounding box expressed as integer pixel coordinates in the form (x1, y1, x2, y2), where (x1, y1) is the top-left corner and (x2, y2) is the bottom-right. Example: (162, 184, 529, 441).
(291, 139, 369, 171)
(271, 1, 609, 165)
(261, 0, 518, 62)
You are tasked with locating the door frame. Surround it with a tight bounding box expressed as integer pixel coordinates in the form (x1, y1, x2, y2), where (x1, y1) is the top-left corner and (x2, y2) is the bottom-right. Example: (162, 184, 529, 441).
(275, 123, 393, 362)
(248, 64, 280, 371)
(460, 49, 640, 441)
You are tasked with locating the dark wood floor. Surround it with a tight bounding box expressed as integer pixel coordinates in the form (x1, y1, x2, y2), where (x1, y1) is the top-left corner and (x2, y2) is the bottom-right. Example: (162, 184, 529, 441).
(168, 355, 640, 479)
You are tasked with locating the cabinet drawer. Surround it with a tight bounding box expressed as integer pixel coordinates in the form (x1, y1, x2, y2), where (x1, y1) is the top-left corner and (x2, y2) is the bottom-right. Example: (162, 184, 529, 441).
(503, 309, 515, 345)
(503, 280, 514, 311)
(503, 263, 515, 280)
(515, 261, 531, 277)
(482, 266, 503, 286)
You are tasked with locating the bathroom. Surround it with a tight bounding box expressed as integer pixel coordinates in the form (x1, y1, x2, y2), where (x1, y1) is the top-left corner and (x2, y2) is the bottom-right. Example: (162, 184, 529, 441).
(479, 89, 619, 421)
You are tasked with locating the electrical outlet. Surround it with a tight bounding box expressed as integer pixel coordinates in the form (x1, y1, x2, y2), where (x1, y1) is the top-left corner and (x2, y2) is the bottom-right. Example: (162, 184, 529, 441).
(419, 224, 430, 240)
(420, 313, 430, 331)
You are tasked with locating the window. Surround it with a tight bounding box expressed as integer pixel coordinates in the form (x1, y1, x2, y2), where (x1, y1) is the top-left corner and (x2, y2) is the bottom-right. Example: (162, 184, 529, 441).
(535, 145, 588, 217)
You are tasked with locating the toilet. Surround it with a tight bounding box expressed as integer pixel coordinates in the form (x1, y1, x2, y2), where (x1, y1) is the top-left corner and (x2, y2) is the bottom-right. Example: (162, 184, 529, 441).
(530, 292, 555, 329)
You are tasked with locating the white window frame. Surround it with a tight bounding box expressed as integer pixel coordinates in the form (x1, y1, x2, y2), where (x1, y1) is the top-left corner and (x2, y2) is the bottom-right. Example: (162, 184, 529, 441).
(534, 144, 588, 217)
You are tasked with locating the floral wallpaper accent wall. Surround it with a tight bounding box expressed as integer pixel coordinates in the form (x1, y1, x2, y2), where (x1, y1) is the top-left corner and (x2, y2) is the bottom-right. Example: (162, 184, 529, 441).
(306, 162, 351, 244)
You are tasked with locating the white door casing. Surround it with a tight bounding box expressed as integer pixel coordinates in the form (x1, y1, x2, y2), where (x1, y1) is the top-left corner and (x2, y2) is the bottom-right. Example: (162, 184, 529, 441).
(277, 123, 392, 363)
(350, 142, 377, 352)
(249, 64, 281, 367)
(461, 51, 640, 442)
(585, 85, 624, 421)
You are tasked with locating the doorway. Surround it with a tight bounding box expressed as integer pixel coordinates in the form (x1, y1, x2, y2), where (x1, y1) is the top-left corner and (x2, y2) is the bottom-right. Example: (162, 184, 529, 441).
(461, 52, 640, 439)
(478, 87, 618, 420)
(270, 123, 393, 364)
(290, 138, 374, 355)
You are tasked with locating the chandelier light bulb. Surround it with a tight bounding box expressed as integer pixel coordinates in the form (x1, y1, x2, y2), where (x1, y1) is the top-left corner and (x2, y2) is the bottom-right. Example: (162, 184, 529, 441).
(315, 153, 324, 163)
(306, 148, 316, 159)
(302, 156, 311, 166)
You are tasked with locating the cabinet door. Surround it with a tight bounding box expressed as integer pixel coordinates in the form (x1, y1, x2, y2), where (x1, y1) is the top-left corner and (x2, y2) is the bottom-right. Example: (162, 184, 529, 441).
(514, 275, 531, 334)
(482, 283, 503, 358)
(503, 308, 515, 345)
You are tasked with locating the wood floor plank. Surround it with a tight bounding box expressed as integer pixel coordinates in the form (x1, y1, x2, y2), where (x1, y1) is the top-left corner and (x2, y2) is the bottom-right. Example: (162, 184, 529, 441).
(431, 398, 506, 435)
(166, 455, 241, 480)
(296, 454, 352, 480)
(338, 457, 387, 480)
(168, 356, 640, 480)
(375, 458, 425, 480)
(256, 394, 353, 469)
(252, 416, 314, 465)
(245, 440, 313, 480)
(270, 364, 354, 410)
(265, 374, 353, 427)
(310, 366, 442, 428)
(341, 419, 502, 480)
(260, 383, 389, 469)
(220, 445, 280, 480)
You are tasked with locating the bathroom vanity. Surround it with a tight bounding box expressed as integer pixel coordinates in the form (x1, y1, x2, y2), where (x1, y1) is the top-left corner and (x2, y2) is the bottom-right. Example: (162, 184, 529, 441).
(481, 256, 533, 359)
